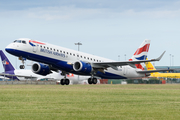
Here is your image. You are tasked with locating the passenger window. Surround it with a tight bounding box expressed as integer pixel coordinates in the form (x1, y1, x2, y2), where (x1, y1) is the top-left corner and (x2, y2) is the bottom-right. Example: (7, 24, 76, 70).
(73, 54, 75, 56)
(67, 52, 68, 54)
(50, 48, 52, 50)
(44, 46, 46, 49)
(70, 53, 72, 55)
(77, 55, 79, 57)
(63, 51, 65, 53)
(47, 47, 49, 49)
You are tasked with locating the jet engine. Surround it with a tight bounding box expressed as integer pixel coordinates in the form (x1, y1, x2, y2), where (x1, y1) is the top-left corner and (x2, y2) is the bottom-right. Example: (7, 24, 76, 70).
(32, 63, 51, 76)
(73, 61, 92, 74)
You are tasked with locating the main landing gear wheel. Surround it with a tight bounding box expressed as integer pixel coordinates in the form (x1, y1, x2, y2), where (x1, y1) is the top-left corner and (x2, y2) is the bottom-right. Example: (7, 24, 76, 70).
(20, 65, 25, 69)
(61, 79, 70, 85)
(65, 79, 70, 85)
(88, 78, 97, 84)
(88, 78, 93, 84)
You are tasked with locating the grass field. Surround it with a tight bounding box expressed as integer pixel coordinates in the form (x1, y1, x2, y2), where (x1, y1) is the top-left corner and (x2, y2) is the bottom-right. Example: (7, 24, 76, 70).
(0, 84, 180, 120)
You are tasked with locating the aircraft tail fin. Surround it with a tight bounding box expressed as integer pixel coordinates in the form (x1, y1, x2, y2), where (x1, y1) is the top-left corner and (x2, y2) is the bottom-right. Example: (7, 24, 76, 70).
(0, 50, 15, 72)
(129, 39, 150, 70)
(145, 61, 156, 70)
(145, 60, 159, 74)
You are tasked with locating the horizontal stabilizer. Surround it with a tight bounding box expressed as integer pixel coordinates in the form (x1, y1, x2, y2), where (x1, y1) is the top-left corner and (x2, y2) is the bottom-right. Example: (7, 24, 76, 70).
(136, 69, 174, 74)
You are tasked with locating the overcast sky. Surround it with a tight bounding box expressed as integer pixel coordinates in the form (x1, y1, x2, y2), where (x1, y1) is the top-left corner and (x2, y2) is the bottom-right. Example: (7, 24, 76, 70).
(0, 0, 180, 72)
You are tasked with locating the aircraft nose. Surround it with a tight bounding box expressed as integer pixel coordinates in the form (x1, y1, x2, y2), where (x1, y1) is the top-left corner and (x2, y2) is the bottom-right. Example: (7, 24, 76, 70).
(5, 44, 14, 54)
(5, 48, 11, 53)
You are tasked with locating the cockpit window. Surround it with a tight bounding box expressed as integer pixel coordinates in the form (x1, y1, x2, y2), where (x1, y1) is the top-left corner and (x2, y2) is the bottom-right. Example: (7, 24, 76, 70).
(22, 41, 26, 44)
(14, 40, 21, 43)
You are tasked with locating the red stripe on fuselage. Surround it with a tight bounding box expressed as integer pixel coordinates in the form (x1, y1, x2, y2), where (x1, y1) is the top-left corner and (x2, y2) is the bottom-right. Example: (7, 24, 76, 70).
(29, 40, 46, 45)
(134, 44, 150, 55)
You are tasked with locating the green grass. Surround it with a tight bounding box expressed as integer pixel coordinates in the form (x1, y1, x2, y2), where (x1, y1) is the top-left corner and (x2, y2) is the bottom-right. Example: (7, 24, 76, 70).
(0, 84, 180, 120)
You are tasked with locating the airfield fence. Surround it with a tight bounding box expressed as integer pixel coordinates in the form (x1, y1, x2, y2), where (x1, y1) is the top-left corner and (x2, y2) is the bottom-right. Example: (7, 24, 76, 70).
(0, 80, 57, 85)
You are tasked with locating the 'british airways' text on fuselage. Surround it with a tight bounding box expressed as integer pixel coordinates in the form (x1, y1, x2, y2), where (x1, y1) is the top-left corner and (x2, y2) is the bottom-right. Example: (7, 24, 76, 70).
(40, 48, 65, 58)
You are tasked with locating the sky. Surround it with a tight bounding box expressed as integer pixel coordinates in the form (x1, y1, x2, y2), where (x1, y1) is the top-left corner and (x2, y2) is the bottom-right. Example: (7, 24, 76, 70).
(0, 0, 180, 72)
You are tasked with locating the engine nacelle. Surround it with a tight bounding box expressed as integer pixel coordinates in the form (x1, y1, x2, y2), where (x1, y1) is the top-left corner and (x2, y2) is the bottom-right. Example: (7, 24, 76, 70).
(32, 63, 50, 76)
(73, 61, 92, 74)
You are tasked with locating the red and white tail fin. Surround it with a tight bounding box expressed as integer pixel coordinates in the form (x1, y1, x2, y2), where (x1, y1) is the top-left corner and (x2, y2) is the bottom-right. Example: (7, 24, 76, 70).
(129, 39, 150, 70)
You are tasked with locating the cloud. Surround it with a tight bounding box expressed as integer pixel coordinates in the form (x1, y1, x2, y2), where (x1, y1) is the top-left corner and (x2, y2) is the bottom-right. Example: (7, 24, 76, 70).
(119, 9, 180, 19)
(25, 6, 180, 21)
(25, 6, 108, 21)
(1, 1, 180, 21)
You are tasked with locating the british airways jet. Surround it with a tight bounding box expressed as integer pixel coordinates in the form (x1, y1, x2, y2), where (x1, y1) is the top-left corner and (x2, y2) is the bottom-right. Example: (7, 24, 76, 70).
(5, 38, 166, 85)
(0, 50, 92, 84)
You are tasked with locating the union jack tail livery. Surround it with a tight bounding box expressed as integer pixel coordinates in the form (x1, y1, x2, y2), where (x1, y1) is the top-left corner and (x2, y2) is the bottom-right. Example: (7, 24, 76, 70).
(129, 39, 150, 70)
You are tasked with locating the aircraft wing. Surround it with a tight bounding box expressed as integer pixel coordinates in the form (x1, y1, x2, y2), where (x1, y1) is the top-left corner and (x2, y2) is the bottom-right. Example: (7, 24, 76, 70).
(92, 51, 165, 70)
(0, 73, 37, 78)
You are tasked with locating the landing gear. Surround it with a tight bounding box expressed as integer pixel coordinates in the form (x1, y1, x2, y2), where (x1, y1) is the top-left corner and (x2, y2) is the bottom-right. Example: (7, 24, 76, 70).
(19, 57, 26, 69)
(60, 72, 70, 85)
(60, 79, 70, 85)
(20, 65, 25, 69)
(88, 78, 97, 84)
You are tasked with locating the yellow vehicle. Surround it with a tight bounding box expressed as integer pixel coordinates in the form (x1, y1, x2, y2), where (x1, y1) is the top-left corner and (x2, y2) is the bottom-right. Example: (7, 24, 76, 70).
(145, 61, 180, 78)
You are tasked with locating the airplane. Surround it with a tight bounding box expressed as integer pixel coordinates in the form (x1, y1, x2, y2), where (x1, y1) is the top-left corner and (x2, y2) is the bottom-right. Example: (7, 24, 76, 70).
(5, 38, 167, 85)
(145, 60, 180, 79)
(0, 50, 93, 84)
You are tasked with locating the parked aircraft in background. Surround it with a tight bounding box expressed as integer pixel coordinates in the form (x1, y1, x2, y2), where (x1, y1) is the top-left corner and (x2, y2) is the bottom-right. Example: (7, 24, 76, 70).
(5, 38, 167, 85)
(0, 50, 93, 84)
(145, 60, 179, 78)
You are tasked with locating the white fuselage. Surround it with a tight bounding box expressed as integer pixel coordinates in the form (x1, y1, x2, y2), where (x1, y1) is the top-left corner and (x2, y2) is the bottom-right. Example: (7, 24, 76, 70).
(5, 39, 146, 79)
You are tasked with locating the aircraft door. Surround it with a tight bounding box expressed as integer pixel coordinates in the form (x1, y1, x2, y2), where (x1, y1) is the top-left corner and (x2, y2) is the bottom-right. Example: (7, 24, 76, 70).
(33, 44, 38, 53)
(123, 66, 127, 75)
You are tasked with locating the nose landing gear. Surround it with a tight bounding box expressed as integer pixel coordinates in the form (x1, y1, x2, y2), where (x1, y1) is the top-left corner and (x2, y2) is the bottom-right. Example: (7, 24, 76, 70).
(20, 65, 25, 69)
(19, 57, 26, 69)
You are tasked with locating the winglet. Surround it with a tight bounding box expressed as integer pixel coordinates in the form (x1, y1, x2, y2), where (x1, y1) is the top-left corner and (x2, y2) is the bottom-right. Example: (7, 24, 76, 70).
(151, 51, 166, 61)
